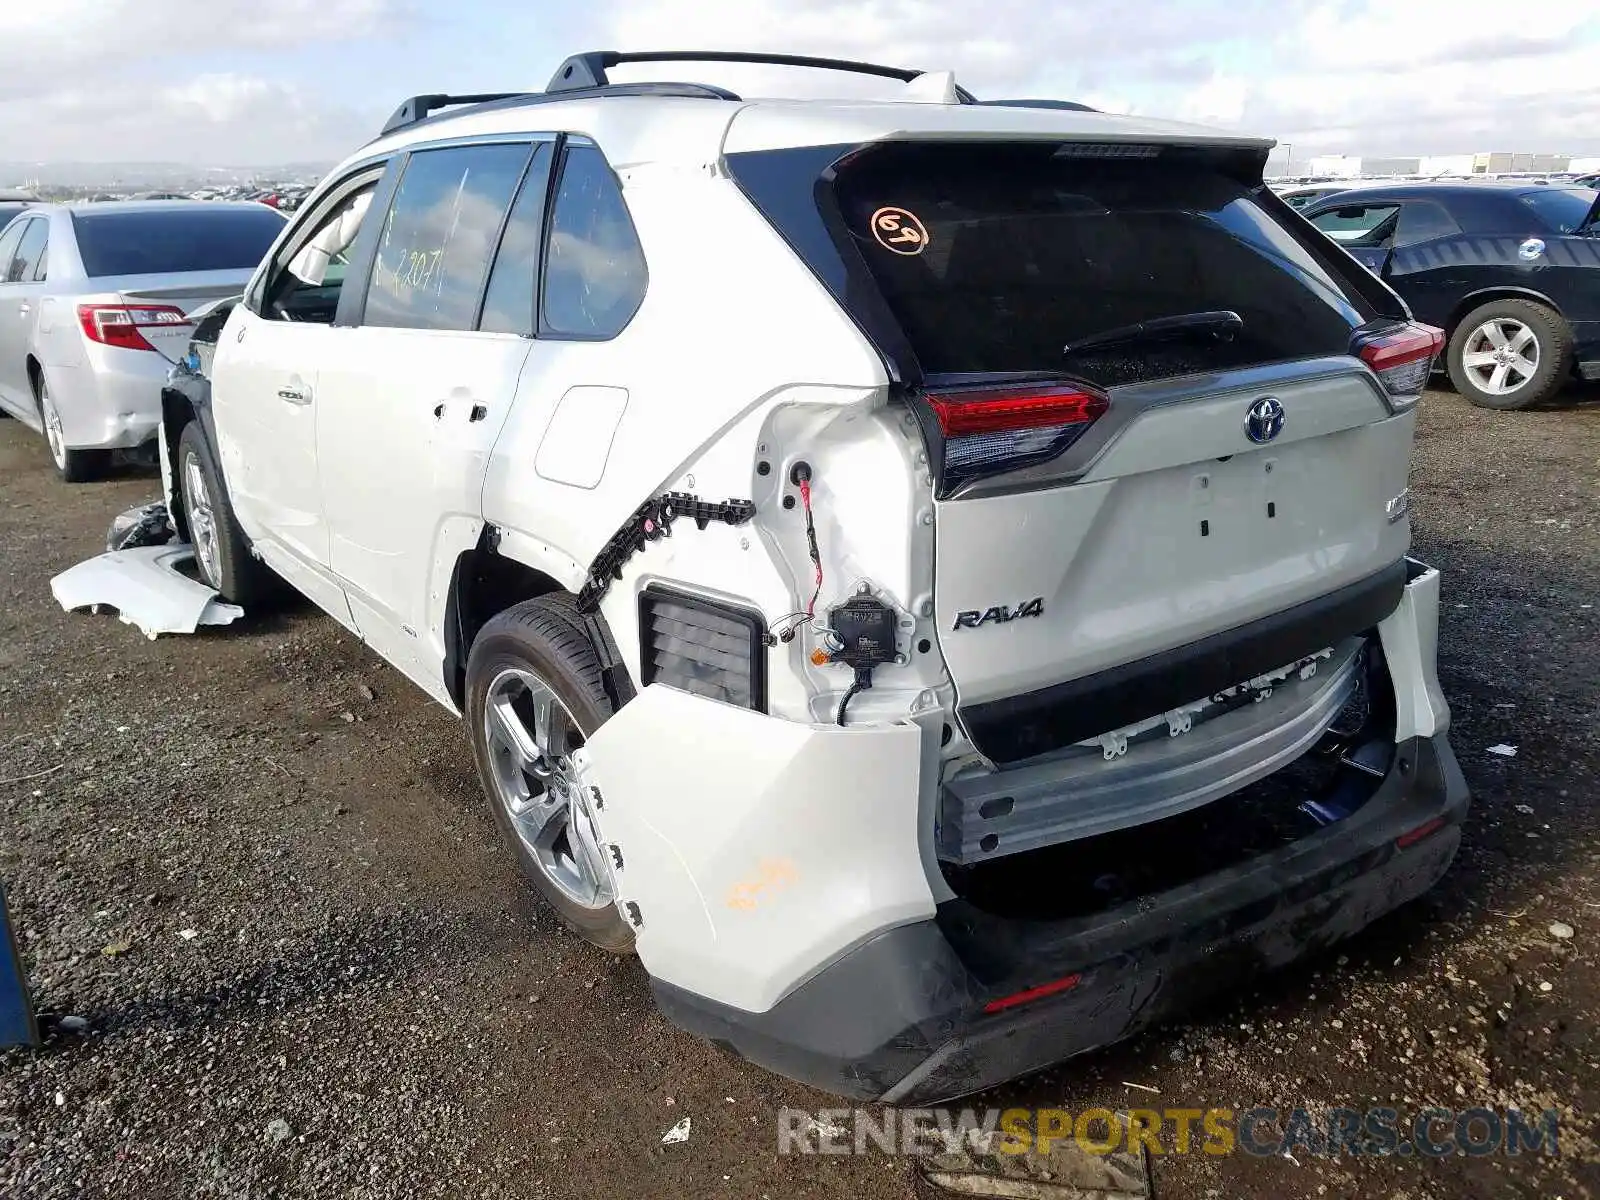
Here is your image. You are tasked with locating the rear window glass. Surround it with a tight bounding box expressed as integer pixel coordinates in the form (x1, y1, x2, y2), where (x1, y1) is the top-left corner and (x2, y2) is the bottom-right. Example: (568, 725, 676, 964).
(73, 207, 286, 277)
(1517, 188, 1596, 234)
(365, 142, 533, 332)
(829, 144, 1376, 387)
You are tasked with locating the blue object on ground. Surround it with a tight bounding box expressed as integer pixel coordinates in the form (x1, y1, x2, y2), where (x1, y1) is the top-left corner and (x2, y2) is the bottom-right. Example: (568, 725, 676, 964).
(0, 883, 39, 1047)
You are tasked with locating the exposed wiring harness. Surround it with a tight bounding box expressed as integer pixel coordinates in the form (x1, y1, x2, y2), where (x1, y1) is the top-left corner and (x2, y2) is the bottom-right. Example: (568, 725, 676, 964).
(764, 461, 826, 646)
(796, 464, 823, 618)
(836, 669, 870, 726)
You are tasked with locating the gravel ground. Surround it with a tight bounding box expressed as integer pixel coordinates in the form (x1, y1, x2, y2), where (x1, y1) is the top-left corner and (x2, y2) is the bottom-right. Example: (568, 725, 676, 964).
(1, 384, 1597, 1200)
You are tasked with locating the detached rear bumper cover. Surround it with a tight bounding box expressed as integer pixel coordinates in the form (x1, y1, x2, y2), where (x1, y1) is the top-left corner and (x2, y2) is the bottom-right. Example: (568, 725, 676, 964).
(654, 731, 1467, 1102)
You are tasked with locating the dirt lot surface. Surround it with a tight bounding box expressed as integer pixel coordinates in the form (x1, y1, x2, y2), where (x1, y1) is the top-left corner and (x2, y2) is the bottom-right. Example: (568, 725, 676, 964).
(1, 385, 1597, 1200)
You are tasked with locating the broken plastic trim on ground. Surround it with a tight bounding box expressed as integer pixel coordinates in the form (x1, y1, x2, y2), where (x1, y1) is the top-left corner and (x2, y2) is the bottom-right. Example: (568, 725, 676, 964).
(49, 501, 243, 640)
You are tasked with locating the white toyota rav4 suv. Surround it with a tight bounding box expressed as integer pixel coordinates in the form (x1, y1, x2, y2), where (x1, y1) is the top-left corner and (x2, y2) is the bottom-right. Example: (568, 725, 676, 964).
(157, 51, 1467, 1102)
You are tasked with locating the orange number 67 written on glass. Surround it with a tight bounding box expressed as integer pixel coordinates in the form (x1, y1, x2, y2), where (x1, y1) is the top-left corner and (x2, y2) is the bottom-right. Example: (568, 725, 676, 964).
(870, 206, 930, 255)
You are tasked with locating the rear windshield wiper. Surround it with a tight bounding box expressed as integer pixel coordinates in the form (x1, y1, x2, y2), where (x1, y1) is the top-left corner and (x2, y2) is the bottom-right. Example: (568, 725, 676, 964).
(1062, 310, 1244, 357)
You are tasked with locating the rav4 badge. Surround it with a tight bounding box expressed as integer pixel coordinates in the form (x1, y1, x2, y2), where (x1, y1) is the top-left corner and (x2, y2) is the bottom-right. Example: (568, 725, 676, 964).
(951, 597, 1045, 631)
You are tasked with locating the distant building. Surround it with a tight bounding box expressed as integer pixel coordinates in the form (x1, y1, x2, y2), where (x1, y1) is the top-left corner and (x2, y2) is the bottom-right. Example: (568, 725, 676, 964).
(1471, 152, 1570, 174)
(1289, 151, 1578, 181)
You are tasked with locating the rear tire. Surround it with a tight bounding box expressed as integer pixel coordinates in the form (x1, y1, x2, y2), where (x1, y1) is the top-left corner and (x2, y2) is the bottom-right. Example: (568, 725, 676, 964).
(1447, 299, 1572, 410)
(465, 595, 634, 954)
(37, 374, 109, 483)
(176, 421, 280, 607)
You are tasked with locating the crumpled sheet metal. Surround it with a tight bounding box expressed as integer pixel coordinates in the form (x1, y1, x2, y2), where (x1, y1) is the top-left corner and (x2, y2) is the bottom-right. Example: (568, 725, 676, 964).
(50, 544, 243, 640)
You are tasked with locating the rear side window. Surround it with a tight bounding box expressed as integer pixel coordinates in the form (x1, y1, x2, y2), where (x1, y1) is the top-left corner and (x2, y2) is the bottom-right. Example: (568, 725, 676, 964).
(13, 218, 47, 281)
(479, 143, 555, 336)
(72, 207, 286, 276)
(0, 222, 23, 279)
(1310, 203, 1399, 247)
(1395, 201, 1461, 246)
(4, 219, 42, 283)
(540, 143, 647, 339)
(364, 142, 532, 332)
(825, 143, 1376, 387)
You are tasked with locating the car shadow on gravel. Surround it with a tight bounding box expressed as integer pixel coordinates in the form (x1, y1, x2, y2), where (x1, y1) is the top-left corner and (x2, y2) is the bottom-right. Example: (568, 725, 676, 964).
(30, 908, 523, 1047)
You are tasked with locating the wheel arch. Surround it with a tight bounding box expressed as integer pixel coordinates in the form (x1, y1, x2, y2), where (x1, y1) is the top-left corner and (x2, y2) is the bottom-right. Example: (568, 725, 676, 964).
(1445, 287, 1564, 337)
(159, 386, 199, 534)
(441, 532, 634, 712)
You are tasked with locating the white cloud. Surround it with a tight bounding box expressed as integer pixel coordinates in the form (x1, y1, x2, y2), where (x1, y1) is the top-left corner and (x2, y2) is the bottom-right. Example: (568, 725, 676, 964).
(1, 0, 1597, 168)
(0, 0, 406, 165)
(0, 75, 367, 164)
(594, 0, 1600, 157)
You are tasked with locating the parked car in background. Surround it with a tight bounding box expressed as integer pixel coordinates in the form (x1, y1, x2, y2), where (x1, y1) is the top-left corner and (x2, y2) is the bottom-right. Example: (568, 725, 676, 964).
(0, 189, 39, 228)
(155, 49, 1464, 1103)
(1303, 183, 1600, 408)
(1276, 181, 1362, 210)
(0, 201, 287, 480)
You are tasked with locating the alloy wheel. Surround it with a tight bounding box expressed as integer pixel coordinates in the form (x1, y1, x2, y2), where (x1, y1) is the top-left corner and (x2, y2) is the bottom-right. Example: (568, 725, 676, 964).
(40, 385, 65, 469)
(1461, 318, 1539, 396)
(181, 451, 221, 588)
(482, 667, 613, 910)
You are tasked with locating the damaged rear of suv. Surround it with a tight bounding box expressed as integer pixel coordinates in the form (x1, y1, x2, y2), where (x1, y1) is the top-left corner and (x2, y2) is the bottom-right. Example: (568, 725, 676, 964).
(176, 52, 1466, 1104)
(608, 116, 1466, 1102)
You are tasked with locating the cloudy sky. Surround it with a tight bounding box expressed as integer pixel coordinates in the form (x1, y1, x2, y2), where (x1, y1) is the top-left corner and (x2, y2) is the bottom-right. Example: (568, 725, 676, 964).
(1, 0, 1596, 168)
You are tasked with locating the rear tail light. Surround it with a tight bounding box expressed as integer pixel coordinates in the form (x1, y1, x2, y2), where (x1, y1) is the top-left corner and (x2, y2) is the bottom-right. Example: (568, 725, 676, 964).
(1355, 322, 1445, 407)
(920, 381, 1109, 493)
(76, 303, 190, 352)
(638, 585, 767, 712)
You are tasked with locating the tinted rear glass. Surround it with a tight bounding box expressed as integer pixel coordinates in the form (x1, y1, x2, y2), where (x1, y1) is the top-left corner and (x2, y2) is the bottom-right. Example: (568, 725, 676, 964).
(827, 144, 1376, 387)
(72, 206, 285, 277)
(1517, 188, 1596, 234)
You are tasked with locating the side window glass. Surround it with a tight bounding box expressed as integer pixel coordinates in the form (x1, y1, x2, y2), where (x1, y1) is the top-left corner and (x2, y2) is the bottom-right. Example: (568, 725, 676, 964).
(479, 144, 555, 336)
(0, 223, 23, 282)
(364, 143, 531, 332)
(8, 220, 45, 283)
(1394, 201, 1462, 247)
(25, 220, 49, 281)
(540, 143, 648, 339)
(265, 185, 377, 323)
(1311, 204, 1399, 248)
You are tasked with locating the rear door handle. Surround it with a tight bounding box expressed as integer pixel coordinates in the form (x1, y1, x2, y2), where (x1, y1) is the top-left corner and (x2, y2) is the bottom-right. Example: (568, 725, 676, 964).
(17, 304, 29, 316)
(277, 386, 311, 405)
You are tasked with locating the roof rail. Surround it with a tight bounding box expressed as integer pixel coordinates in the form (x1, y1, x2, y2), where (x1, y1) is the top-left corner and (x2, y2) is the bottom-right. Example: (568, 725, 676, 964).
(371, 82, 743, 144)
(381, 92, 532, 136)
(545, 49, 979, 104)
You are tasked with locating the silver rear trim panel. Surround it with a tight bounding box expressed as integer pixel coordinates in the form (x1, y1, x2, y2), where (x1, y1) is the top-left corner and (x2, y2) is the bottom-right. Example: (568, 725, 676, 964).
(936, 637, 1364, 863)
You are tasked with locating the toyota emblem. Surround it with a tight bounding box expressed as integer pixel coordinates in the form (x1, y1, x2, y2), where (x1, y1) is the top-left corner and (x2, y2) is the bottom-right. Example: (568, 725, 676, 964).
(1245, 396, 1286, 444)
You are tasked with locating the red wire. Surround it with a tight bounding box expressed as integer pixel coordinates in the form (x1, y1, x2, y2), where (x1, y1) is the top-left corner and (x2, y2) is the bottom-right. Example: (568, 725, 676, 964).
(799, 479, 823, 617)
